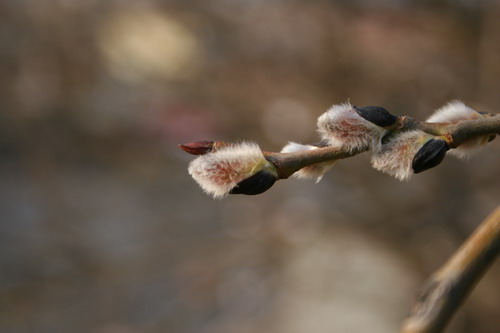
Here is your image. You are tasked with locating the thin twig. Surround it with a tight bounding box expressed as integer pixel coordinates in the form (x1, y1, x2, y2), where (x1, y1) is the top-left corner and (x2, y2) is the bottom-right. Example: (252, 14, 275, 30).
(400, 206, 500, 333)
(449, 115, 500, 146)
(263, 146, 368, 179)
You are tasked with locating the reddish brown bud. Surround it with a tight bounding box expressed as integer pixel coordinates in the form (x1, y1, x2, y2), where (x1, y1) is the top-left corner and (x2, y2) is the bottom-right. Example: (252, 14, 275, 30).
(179, 141, 215, 155)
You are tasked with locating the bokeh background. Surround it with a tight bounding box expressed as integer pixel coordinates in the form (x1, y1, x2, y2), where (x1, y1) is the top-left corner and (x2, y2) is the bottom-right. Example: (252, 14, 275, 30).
(1, 1, 499, 332)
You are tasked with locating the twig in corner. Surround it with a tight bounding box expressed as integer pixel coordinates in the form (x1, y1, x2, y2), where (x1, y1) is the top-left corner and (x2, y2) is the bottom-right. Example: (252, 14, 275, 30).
(400, 206, 500, 333)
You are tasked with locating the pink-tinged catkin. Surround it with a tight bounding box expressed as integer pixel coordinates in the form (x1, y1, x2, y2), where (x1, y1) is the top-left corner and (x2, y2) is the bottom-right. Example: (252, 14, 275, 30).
(188, 141, 277, 199)
(317, 103, 387, 152)
(427, 101, 489, 159)
(280, 142, 337, 183)
(371, 131, 433, 181)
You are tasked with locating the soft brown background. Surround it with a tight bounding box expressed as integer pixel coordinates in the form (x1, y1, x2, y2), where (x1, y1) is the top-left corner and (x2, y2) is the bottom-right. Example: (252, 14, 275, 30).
(1, 1, 499, 333)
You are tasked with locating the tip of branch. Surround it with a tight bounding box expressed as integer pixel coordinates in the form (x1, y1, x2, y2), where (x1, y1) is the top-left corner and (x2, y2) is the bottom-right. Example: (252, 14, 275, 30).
(179, 141, 215, 155)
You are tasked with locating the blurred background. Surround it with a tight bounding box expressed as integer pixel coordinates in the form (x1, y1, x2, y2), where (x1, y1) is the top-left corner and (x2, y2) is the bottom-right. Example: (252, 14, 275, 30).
(1, 1, 499, 332)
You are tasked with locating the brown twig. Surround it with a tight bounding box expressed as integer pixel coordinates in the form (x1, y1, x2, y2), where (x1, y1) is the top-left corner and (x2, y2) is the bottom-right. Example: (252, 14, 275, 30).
(400, 206, 500, 333)
(179, 115, 500, 180)
(263, 146, 368, 179)
(449, 115, 500, 147)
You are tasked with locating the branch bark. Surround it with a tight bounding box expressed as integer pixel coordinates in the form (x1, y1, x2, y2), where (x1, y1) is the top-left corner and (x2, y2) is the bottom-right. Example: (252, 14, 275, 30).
(400, 206, 500, 333)
(263, 146, 368, 179)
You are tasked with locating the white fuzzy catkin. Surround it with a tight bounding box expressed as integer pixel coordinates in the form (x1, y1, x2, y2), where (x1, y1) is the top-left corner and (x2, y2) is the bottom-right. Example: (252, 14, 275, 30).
(188, 141, 275, 199)
(427, 101, 488, 159)
(427, 100, 480, 123)
(371, 131, 433, 181)
(317, 103, 387, 152)
(280, 142, 337, 183)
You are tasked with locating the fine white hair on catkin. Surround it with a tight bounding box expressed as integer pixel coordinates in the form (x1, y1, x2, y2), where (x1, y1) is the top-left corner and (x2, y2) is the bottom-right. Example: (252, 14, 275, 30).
(188, 141, 267, 199)
(280, 142, 337, 182)
(426, 101, 481, 123)
(280, 142, 318, 154)
(427, 101, 488, 159)
(317, 103, 386, 152)
(371, 131, 432, 181)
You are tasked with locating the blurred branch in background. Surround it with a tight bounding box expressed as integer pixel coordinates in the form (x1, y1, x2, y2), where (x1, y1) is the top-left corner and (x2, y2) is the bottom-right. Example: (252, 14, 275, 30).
(401, 206, 500, 333)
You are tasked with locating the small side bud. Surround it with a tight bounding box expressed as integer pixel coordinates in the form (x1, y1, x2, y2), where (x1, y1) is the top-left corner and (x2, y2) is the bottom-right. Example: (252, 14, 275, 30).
(229, 170, 277, 195)
(179, 141, 228, 155)
(427, 101, 489, 159)
(179, 141, 215, 155)
(412, 139, 450, 174)
(317, 103, 388, 152)
(280, 142, 337, 183)
(188, 141, 278, 199)
(371, 131, 434, 181)
(353, 105, 398, 128)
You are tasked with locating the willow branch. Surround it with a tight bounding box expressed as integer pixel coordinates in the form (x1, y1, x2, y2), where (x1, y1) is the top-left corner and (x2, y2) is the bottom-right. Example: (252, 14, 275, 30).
(263, 146, 368, 179)
(449, 115, 500, 146)
(262, 114, 500, 179)
(400, 206, 500, 333)
(402, 114, 500, 147)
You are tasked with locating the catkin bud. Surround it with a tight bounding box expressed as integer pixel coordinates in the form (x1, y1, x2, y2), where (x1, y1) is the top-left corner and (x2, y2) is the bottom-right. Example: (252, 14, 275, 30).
(371, 131, 434, 181)
(188, 142, 278, 199)
(317, 103, 392, 152)
(427, 101, 490, 159)
(280, 142, 337, 183)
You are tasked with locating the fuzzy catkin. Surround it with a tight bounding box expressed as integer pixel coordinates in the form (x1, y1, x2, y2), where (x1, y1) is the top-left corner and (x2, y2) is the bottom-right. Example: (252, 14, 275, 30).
(317, 103, 387, 152)
(427, 101, 489, 159)
(188, 141, 274, 198)
(371, 131, 433, 181)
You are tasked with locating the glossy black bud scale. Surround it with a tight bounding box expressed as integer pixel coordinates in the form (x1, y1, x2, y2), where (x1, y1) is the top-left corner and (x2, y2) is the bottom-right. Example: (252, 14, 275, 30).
(353, 105, 398, 128)
(229, 170, 277, 196)
(412, 139, 450, 174)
